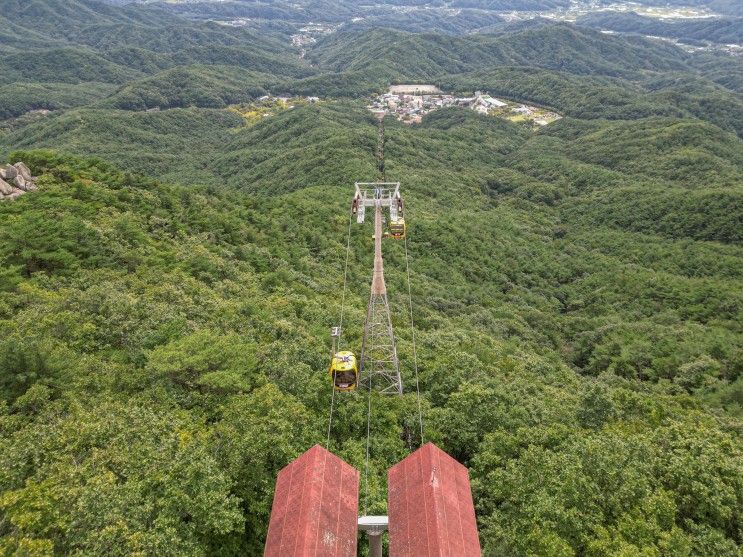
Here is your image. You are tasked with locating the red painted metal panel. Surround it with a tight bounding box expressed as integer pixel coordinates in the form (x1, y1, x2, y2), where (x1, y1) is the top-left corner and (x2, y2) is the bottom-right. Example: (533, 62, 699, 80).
(264, 445, 359, 557)
(388, 443, 481, 557)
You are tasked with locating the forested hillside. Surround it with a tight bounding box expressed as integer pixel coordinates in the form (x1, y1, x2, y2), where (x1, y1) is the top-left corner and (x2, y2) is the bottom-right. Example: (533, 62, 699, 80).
(628, 0, 742, 17)
(0, 0, 742, 555)
(145, 0, 564, 29)
(308, 25, 690, 79)
(577, 12, 743, 45)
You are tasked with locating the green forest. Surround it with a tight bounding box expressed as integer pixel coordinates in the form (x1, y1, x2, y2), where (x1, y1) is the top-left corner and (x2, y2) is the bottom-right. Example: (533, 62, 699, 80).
(0, 0, 741, 556)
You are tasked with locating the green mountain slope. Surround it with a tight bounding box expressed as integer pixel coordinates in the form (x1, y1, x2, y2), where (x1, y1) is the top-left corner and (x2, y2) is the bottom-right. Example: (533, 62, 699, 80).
(689, 52, 743, 93)
(0, 0, 180, 39)
(0, 108, 247, 184)
(0, 0, 311, 83)
(442, 67, 683, 120)
(563, 118, 743, 186)
(0, 14, 67, 50)
(97, 66, 276, 110)
(0, 48, 143, 84)
(72, 21, 290, 54)
(0, 82, 117, 120)
(577, 12, 743, 44)
(440, 65, 743, 138)
(342, 8, 505, 35)
(309, 24, 689, 80)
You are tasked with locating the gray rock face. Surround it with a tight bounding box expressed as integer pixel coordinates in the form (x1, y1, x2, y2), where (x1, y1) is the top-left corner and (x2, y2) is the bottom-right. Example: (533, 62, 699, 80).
(14, 175, 30, 191)
(14, 162, 32, 181)
(0, 177, 14, 195)
(0, 161, 37, 200)
(0, 165, 18, 181)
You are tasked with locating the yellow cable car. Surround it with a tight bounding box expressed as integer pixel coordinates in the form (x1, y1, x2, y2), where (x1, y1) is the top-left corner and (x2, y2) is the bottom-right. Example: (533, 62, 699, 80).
(389, 218, 406, 239)
(329, 351, 358, 391)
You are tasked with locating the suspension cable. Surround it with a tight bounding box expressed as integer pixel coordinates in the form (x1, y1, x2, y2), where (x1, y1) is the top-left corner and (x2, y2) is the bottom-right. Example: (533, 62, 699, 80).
(326, 208, 354, 449)
(363, 300, 375, 516)
(326, 380, 336, 449)
(338, 211, 354, 347)
(404, 231, 424, 444)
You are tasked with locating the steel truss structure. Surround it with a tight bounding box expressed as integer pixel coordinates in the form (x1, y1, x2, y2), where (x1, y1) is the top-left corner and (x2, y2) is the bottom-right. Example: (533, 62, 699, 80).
(354, 182, 404, 395)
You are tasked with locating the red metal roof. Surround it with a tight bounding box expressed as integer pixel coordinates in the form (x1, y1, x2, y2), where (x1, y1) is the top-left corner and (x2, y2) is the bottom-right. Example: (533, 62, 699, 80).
(388, 443, 481, 556)
(264, 445, 359, 557)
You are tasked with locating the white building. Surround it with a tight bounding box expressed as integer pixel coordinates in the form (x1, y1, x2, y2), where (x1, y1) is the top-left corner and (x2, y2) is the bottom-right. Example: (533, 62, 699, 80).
(478, 95, 507, 108)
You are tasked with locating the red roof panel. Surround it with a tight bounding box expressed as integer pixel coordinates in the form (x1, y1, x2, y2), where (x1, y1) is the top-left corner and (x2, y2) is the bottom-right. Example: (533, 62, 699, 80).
(264, 445, 359, 557)
(388, 443, 481, 556)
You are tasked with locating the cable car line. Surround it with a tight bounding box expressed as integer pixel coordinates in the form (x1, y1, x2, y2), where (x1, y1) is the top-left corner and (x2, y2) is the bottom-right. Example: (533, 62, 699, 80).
(404, 230, 424, 444)
(326, 211, 354, 449)
(326, 378, 336, 449)
(325, 115, 425, 513)
(363, 302, 375, 516)
(337, 211, 354, 348)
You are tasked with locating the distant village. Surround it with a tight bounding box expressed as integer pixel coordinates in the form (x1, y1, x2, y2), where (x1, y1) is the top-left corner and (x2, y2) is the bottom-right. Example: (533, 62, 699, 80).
(368, 85, 562, 128)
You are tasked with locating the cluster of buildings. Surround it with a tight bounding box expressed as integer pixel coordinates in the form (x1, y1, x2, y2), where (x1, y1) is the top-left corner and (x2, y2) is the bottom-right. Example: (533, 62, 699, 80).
(291, 23, 339, 56)
(367, 87, 562, 127)
(291, 34, 316, 48)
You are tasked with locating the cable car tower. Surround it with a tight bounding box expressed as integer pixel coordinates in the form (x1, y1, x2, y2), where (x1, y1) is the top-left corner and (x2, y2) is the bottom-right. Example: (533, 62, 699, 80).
(352, 182, 404, 395)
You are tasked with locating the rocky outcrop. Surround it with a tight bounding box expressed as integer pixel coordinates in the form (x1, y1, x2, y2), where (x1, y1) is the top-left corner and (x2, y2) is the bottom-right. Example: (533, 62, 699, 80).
(0, 162, 38, 201)
(15, 162, 32, 181)
(0, 178, 14, 195)
(0, 165, 18, 181)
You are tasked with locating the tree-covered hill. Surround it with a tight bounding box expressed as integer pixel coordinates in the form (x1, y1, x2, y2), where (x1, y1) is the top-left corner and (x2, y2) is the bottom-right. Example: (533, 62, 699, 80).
(0, 0, 178, 40)
(146, 0, 558, 30)
(627, 0, 743, 17)
(0, 48, 144, 84)
(0, 82, 117, 121)
(6, 99, 743, 187)
(688, 53, 743, 94)
(308, 24, 690, 80)
(95, 66, 276, 111)
(0, 14, 67, 51)
(0, 0, 310, 76)
(562, 118, 743, 187)
(0, 108, 246, 185)
(339, 8, 505, 35)
(577, 12, 743, 45)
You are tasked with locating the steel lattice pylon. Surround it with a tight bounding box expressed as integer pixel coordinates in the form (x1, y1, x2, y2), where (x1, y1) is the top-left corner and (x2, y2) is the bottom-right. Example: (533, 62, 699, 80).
(357, 188, 403, 395)
(360, 288, 402, 395)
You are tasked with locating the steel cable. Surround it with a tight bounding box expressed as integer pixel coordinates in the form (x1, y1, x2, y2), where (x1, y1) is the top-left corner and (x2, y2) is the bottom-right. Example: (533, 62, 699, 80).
(404, 230, 424, 444)
(326, 209, 354, 450)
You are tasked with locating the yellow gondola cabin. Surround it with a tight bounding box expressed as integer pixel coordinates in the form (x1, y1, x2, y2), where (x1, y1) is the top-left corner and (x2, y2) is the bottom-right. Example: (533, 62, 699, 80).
(389, 218, 406, 239)
(329, 351, 358, 391)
